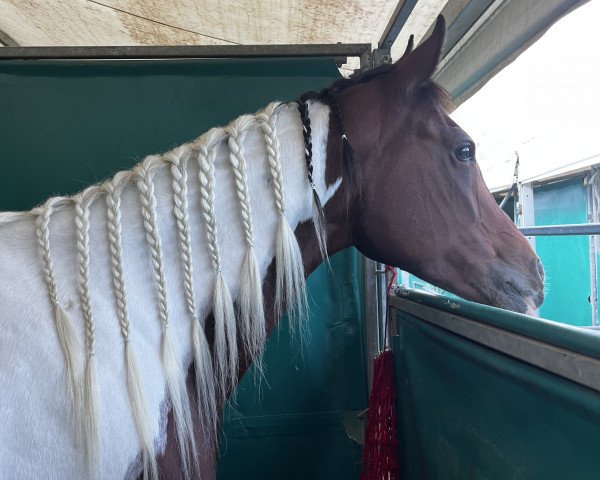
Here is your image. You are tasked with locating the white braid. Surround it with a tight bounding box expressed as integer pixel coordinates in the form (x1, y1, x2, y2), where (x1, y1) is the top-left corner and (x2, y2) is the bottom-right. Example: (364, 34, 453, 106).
(134, 158, 196, 479)
(3, 99, 336, 478)
(166, 146, 217, 440)
(260, 103, 286, 216)
(259, 103, 309, 339)
(74, 188, 101, 473)
(74, 190, 98, 358)
(227, 116, 266, 361)
(227, 116, 255, 247)
(166, 146, 197, 325)
(104, 174, 132, 341)
(103, 174, 158, 480)
(34, 196, 83, 427)
(196, 128, 237, 398)
(134, 159, 169, 328)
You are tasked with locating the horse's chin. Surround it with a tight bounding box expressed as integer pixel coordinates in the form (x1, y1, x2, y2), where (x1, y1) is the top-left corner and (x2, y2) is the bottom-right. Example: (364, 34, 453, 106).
(524, 297, 538, 316)
(492, 281, 541, 316)
(493, 293, 528, 314)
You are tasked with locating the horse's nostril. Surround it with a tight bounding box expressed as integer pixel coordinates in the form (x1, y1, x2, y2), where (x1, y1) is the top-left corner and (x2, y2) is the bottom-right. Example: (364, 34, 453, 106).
(536, 258, 545, 282)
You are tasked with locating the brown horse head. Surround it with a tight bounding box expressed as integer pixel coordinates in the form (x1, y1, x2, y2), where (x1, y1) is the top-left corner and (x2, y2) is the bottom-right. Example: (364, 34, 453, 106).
(320, 16, 544, 314)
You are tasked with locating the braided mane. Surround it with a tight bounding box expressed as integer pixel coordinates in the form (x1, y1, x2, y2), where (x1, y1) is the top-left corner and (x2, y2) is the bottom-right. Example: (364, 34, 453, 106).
(5, 100, 327, 479)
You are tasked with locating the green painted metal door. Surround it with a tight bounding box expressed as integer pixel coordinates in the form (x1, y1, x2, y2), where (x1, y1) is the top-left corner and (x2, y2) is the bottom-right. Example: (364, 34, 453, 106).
(0, 57, 366, 478)
(218, 250, 365, 479)
(534, 177, 591, 325)
(391, 289, 600, 480)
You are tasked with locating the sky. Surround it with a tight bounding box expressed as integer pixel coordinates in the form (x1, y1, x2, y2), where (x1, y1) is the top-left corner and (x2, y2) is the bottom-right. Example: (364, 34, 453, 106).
(451, 1, 600, 190)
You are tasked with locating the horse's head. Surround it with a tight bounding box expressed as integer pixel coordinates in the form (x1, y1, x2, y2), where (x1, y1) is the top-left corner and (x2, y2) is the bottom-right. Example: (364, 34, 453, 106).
(327, 16, 544, 314)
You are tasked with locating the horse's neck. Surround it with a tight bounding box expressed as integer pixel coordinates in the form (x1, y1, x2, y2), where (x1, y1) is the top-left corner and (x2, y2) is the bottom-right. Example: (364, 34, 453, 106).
(0, 99, 342, 479)
(23, 100, 336, 325)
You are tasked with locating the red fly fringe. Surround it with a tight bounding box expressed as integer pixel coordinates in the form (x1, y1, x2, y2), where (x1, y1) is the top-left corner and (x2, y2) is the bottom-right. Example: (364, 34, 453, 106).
(360, 349, 400, 480)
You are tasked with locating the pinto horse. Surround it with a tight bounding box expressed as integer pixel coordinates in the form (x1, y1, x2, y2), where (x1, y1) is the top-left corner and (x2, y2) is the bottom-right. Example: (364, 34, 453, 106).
(0, 16, 543, 480)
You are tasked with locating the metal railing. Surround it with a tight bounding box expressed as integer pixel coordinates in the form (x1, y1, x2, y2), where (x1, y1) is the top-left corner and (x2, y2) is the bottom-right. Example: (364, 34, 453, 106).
(519, 223, 600, 236)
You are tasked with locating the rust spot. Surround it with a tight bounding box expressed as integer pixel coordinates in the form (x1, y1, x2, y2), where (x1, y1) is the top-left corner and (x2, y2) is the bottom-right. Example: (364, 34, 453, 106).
(117, 11, 209, 45)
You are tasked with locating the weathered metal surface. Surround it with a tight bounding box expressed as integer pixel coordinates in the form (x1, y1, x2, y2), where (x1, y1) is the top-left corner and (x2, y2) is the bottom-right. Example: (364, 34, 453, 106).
(0, 0, 400, 46)
(0, 43, 370, 60)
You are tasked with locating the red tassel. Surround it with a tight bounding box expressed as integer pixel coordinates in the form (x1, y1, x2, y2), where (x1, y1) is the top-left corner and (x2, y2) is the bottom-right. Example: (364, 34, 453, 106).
(360, 349, 400, 480)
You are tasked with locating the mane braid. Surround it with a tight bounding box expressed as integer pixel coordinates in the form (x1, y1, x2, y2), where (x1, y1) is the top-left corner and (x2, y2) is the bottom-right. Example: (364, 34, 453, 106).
(326, 91, 358, 203)
(258, 103, 309, 340)
(104, 175, 158, 480)
(33, 197, 83, 428)
(4, 99, 330, 476)
(195, 129, 237, 400)
(134, 158, 196, 480)
(226, 116, 266, 362)
(74, 188, 100, 474)
(166, 146, 217, 442)
(297, 99, 328, 259)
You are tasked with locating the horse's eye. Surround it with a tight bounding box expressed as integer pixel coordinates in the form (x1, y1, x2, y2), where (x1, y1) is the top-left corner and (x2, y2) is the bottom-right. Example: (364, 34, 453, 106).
(455, 144, 475, 162)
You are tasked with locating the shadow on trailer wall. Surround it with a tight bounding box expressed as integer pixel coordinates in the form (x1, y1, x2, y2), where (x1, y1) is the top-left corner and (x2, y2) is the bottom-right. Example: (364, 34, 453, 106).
(0, 57, 367, 479)
(390, 289, 600, 480)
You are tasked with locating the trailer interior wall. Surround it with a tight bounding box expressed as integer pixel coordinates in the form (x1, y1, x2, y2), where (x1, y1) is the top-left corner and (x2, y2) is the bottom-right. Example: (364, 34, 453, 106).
(390, 290, 600, 480)
(0, 56, 368, 480)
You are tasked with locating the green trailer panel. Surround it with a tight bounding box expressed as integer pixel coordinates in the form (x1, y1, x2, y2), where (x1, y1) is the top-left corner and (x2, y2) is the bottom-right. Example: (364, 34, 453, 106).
(218, 249, 365, 479)
(0, 57, 366, 478)
(0, 58, 339, 211)
(534, 177, 591, 325)
(391, 289, 600, 480)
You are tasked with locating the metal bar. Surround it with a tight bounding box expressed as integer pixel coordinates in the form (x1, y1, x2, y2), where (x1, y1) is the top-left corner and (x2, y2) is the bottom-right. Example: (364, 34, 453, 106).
(362, 256, 381, 392)
(587, 174, 598, 325)
(421, 0, 495, 57)
(0, 29, 19, 47)
(378, 0, 420, 51)
(518, 223, 600, 236)
(391, 297, 600, 393)
(498, 185, 516, 210)
(375, 262, 389, 350)
(358, 48, 373, 73)
(518, 182, 536, 249)
(0, 43, 371, 61)
(499, 154, 519, 210)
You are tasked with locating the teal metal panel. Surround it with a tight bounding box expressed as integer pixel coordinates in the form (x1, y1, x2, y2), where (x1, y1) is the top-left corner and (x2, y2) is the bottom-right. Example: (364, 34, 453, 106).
(218, 249, 366, 479)
(534, 177, 591, 325)
(0, 57, 366, 478)
(0, 58, 340, 211)
(391, 289, 600, 480)
(392, 288, 600, 358)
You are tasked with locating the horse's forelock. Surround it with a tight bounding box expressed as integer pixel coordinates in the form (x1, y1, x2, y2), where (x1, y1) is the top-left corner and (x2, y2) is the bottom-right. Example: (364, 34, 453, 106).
(418, 82, 455, 113)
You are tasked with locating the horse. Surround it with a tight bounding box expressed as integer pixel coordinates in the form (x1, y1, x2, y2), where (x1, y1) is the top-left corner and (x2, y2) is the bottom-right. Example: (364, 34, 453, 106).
(0, 15, 544, 480)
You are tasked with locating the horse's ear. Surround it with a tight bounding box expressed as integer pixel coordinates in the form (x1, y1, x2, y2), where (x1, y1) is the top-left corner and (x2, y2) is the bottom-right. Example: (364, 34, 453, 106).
(396, 15, 445, 89)
(399, 35, 415, 61)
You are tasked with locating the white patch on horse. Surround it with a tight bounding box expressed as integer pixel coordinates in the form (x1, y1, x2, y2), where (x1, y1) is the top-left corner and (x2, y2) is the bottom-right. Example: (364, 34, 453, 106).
(0, 101, 340, 479)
